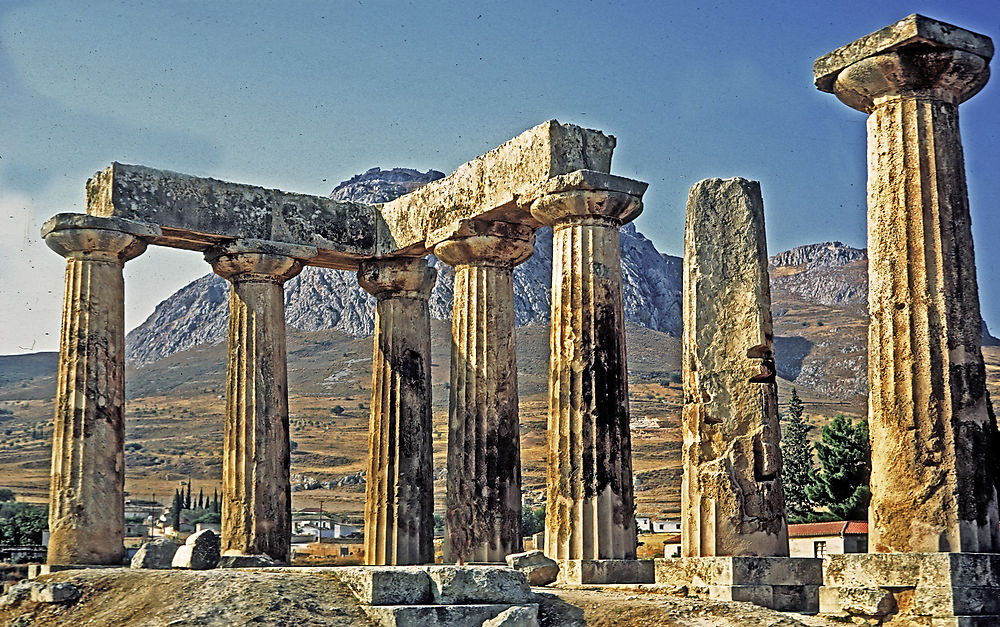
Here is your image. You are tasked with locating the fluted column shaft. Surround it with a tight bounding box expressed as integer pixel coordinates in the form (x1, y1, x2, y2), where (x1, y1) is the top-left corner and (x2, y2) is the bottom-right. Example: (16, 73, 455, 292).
(527, 184, 644, 561)
(358, 257, 436, 566)
(434, 221, 534, 563)
(830, 46, 999, 552)
(42, 216, 153, 565)
(209, 244, 309, 562)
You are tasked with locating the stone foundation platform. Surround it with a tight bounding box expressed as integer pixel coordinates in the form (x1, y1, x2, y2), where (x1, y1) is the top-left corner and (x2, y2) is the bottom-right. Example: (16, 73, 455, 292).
(654, 556, 822, 612)
(27, 564, 121, 579)
(320, 565, 539, 627)
(819, 553, 1000, 625)
(559, 559, 655, 585)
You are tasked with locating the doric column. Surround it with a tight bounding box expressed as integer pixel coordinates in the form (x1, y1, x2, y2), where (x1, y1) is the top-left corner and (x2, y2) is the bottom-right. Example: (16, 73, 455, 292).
(681, 178, 788, 557)
(815, 15, 998, 553)
(206, 239, 316, 563)
(357, 257, 436, 565)
(433, 219, 535, 563)
(42, 214, 158, 565)
(520, 171, 647, 561)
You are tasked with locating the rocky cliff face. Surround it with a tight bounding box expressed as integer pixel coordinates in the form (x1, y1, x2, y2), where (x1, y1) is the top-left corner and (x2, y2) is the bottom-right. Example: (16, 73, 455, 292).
(125, 170, 682, 366)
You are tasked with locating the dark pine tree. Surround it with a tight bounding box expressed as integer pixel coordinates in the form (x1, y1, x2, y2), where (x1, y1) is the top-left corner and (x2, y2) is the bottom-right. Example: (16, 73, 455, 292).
(198, 487, 204, 510)
(213, 488, 219, 513)
(185, 481, 192, 510)
(806, 415, 871, 521)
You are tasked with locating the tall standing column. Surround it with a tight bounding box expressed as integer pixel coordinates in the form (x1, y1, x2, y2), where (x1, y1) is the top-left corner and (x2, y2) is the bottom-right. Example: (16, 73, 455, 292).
(42, 214, 158, 565)
(207, 240, 315, 563)
(815, 15, 999, 554)
(358, 257, 436, 566)
(433, 219, 535, 563)
(521, 171, 646, 563)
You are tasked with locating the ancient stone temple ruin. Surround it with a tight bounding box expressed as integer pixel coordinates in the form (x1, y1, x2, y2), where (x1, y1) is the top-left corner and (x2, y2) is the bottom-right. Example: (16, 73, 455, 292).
(39, 12, 1000, 624)
(41, 120, 648, 581)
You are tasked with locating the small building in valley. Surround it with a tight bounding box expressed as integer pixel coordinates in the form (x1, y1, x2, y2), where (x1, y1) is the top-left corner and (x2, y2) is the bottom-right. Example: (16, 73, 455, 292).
(788, 521, 868, 558)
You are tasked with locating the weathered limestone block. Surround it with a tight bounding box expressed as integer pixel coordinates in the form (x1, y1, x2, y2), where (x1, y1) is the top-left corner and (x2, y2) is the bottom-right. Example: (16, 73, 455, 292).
(86, 163, 380, 265)
(363, 603, 540, 627)
(208, 240, 315, 563)
(332, 566, 433, 605)
(358, 257, 436, 566)
(681, 178, 788, 558)
(171, 529, 221, 570)
(130, 538, 178, 569)
(388, 120, 616, 252)
(434, 220, 535, 564)
(217, 553, 280, 568)
(559, 559, 655, 585)
(819, 553, 1000, 621)
(482, 605, 540, 627)
(41, 214, 159, 566)
(424, 566, 533, 604)
(815, 14, 1000, 554)
(520, 171, 646, 563)
(505, 550, 559, 586)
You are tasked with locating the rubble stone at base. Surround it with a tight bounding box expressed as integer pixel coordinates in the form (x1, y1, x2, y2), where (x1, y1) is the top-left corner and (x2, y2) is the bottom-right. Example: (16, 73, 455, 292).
(506, 550, 559, 586)
(559, 559, 655, 585)
(654, 556, 822, 612)
(819, 553, 1000, 623)
(131, 538, 178, 569)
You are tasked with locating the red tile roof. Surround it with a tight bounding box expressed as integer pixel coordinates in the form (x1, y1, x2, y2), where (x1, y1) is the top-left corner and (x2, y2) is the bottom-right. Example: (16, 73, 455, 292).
(788, 521, 868, 537)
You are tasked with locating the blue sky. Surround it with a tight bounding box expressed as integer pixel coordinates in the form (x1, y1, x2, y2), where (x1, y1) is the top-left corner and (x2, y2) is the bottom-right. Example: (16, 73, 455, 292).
(2, 0, 998, 354)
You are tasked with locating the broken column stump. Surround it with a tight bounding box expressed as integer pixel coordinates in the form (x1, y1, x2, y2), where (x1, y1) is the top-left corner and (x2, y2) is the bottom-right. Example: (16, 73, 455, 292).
(653, 178, 820, 612)
(358, 257, 436, 566)
(813, 14, 1000, 624)
(42, 214, 158, 566)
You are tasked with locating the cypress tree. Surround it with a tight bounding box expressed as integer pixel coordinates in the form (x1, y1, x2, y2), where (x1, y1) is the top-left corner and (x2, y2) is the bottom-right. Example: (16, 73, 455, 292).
(198, 487, 204, 510)
(185, 481, 191, 509)
(213, 488, 219, 513)
(171, 490, 182, 530)
(780, 388, 816, 523)
(806, 415, 871, 520)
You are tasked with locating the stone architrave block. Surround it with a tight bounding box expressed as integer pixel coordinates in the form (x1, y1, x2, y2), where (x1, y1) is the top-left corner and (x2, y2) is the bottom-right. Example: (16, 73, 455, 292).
(506, 550, 558, 586)
(425, 566, 532, 605)
(333, 566, 432, 605)
(171, 529, 220, 570)
(560, 559, 655, 585)
(131, 538, 179, 569)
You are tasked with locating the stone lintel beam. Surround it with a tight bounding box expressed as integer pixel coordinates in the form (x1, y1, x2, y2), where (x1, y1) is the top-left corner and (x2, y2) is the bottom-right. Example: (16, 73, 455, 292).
(43, 218, 152, 565)
(813, 14, 993, 112)
(86, 162, 379, 268)
(390, 120, 616, 252)
(434, 220, 534, 563)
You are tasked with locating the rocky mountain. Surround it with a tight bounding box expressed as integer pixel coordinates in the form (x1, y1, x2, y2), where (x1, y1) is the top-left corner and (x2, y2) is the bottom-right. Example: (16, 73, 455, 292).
(126, 170, 683, 366)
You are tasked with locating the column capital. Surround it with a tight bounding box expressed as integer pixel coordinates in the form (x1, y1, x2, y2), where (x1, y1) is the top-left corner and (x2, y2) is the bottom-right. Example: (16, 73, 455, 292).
(42, 213, 159, 262)
(206, 238, 316, 283)
(432, 219, 535, 268)
(517, 170, 646, 228)
(814, 14, 993, 113)
(358, 257, 436, 300)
